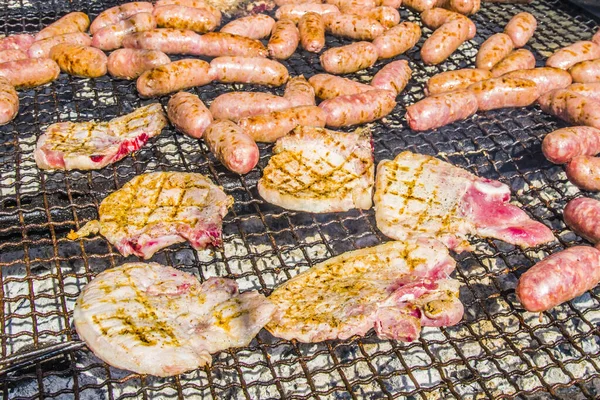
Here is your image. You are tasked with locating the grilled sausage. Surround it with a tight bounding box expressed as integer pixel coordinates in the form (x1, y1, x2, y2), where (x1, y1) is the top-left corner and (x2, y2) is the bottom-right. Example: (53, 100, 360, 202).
(277, 0, 322, 4)
(504, 12, 536, 48)
(92, 13, 157, 51)
(546, 41, 600, 70)
(425, 68, 492, 96)
(123, 29, 201, 55)
(50, 44, 108, 78)
(542, 127, 600, 164)
(382, 0, 403, 7)
(0, 49, 28, 64)
(403, 0, 437, 12)
(364, 7, 400, 29)
(502, 67, 572, 95)
(516, 246, 600, 312)
(468, 77, 538, 111)
(275, 4, 341, 23)
(238, 106, 327, 142)
(0, 58, 60, 89)
(156, 0, 222, 20)
(370, 60, 411, 95)
(36, 12, 90, 41)
(566, 155, 600, 191)
(90, 2, 154, 34)
(209, 56, 289, 86)
(284, 76, 316, 107)
(490, 49, 536, 78)
(421, 18, 472, 65)
(319, 89, 396, 127)
(209, 92, 292, 121)
(476, 33, 514, 70)
(326, 0, 379, 10)
(153, 5, 220, 33)
(406, 90, 478, 131)
(538, 89, 600, 129)
(564, 197, 600, 244)
(570, 59, 600, 83)
(268, 20, 299, 60)
(203, 120, 259, 175)
(136, 59, 212, 97)
(321, 42, 378, 74)
(167, 91, 212, 139)
(0, 34, 34, 52)
(421, 8, 476, 39)
(220, 14, 275, 39)
(28, 32, 92, 58)
(195, 32, 268, 57)
(323, 13, 385, 41)
(309, 74, 373, 100)
(0, 77, 18, 125)
(298, 12, 326, 53)
(437, 0, 479, 15)
(108, 48, 171, 80)
(373, 22, 421, 59)
(564, 82, 600, 102)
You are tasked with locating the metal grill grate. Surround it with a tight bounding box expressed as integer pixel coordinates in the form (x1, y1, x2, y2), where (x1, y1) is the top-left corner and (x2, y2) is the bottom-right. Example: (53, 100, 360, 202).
(1, 0, 600, 398)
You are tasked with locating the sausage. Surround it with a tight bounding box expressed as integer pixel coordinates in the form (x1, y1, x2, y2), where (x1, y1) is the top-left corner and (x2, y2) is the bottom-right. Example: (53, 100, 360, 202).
(167, 91, 212, 139)
(373, 22, 421, 59)
(275, 4, 341, 23)
(323, 13, 385, 41)
(0, 49, 28, 64)
(320, 42, 378, 74)
(564, 82, 600, 102)
(108, 48, 171, 80)
(475, 33, 514, 70)
(309, 74, 373, 99)
(238, 106, 327, 142)
(203, 120, 259, 175)
(542, 127, 600, 164)
(36, 12, 90, 41)
(0, 34, 35, 52)
(50, 44, 107, 78)
(546, 41, 600, 70)
(284, 76, 316, 107)
(403, 0, 437, 12)
(564, 197, 600, 244)
(209, 92, 292, 121)
(123, 29, 202, 55)
(268, 19, 299, 60)
(327, 0, 379, 10)
(370, 60, 411, 95)
(502, 67, 572, 95)
(570, 59, 600, 83)
(420, 8, 476, 39)
(566, 155, 600, 191)
(194, 32, 268, 57)
(90, 2, 154, 34)
(538, 89, 600, 129)
(0, 77, 18, 125)
(364, 7, 400, 29)
(490, 49, 536, 78)
(437, 0, 478, 15)
(319, 89, 396, 127)
(425, 68, 492, 96)
(382, 0, 403, 7)
(405, 90, 478, 131)
(92, 13, 157, 51)
(155, 0, 221, 25)
(28, 32, 92, 58)
(298, 12, 326, 53)
(220, 14, 275, 39)
(504, 12, 536, 48)
(0, 58, 60, 89)
(276, 0, 322, 4)
(515, 246, 600, 312)
(421, 18, 472, 65)
(136, 59, 212, 97)
(153, 5, 219, 33)
(468, 77, 538, 111)
(209, 56, 289, 86)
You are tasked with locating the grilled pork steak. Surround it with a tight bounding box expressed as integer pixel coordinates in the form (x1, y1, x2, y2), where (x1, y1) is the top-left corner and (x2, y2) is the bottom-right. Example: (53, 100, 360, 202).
(35, 103, 167, 170)
(74, 262, 275, 377)
(374, 152, 555, 252)
(267, 239, 463, 342)
(68, 172, 233, 259)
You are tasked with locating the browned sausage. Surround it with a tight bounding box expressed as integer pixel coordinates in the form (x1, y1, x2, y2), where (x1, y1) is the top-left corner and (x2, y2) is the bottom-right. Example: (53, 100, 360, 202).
(275, 4, 341, 23)
(238, 106, 327, 142)
(364, 7, 400, 29)
(107, 48, 171, 80)
(538, 89, 600, 129)
(406, 90, 478, 131)
(203, 120, 259, 174)
(564, 82, 600, 102)
(220, 14, 275, 39)
(276, 0, 322, 5)
(0, 58, 60, 89)
(153, 5, 219, 33)
(326, 0, 378, 9)
(564, 197, 600, 244)
(136, 59, 212, 97)
(490, 49, 535, 77)
(370, 60, 411, 95)
(421, 8, 476, 38)
(542, 127, 600, 164)
(476, 33, 514, 70)
(323, 13, 385, 41)
(28, 32, 92, 58)
(319, 89, 396, 127)
(298, 12, 326, 53)
(321, 42, 378, 74)
(403, 0, 437, 12)
(421, 18, 472, 65)
(195, 32, 268, 57)
(566, 155, 600, 191)
(209, 92, 292, 121)
(50, 43, 108, 78)
(516, 246, 600, 312)
(468, 77, 538, 111)
(167, 91, 212, 139)
(36, 12, 90, 41)
(156, 0, 222, 23)
(437, 0, 478, 15)
(0, 49, 28, 64)
(504, 12, 537, 48)
(92, 12, 157, 51)
(373, 22, 421, 59)
(123, 29, 202, 55)
(0, 34, 35, 52)
(502, 67, 572, 95)
(90, 2, 154, 34)
(209, 56, 289, 86)
(0, 76, 18, 125)
(284, 76, 316, 107)
(570, 59, 600, 83)
(308, 74, 373, 99)
(425, 68, 492, 96)
(546, 41, 600, 70)
(268, 19, 300, 60)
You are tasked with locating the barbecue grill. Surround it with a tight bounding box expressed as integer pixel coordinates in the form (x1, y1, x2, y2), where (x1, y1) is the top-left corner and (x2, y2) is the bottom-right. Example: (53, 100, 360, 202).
(1, 0, 600, 398)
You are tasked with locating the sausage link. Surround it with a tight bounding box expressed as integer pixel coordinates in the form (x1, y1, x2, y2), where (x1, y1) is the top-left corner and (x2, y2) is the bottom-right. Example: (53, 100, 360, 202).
(490, 49, 536, 78)
(475, 33, 514, 70)
(546, 41, 600, 70)
(564, 197, 600, 244)
(28, 32, 92, 58)
(323, 13, 385, 41)
(209, 92, 292, 121)
(542, 127, 600, 164)
(504, 12, 536, 48)
(320, 41, 378, 74)
(275, 4, 341, 23)
(167, 91, 212, 139)
(0, 58, 60, 89)
(136, 59, 212, 97)
(0, 34, 35, 52)
(373, 22, 421, 59)
(564, 82, 600, 102)
(36, 12, 90, 41)
(276, 0, 322, 4)
(370, 60, 411, 95)
(123, 29, 202, 54)
(90, 2, 154, 34)
(421, 18, 471, 65)
(153, 5, 219, 33)
(502, 67, 572, 96)
(327, 0, 379, 10)
(403, 0, 437, 12)
(421, 8, 476, 38)
(468, 77, 538, 111)
(284, 76, 316, 107)
(0, 77, 18, 125)
(566, 155, 600, 191)
(220, 14, 275, 39)
(516, 246, 600, 312)
(364, 7, 400, 29)
(155, 0, 221, 24)
(92, 13, 156, 51)
(108, 49, 170, 80)
(570, 59, 600, 83)
(425, 68, 492, 96)
(195, 32, 268, 57)
(203, 120, 259, 175)
(268, 19, 299, 60)
(538, 89, 600, 129)
(309, 74, 373, 99)
(437, 0, 478, 15)
(209, 56, 289, 86)
(382, 0, 402, 7)
(50, 43, 107, 78)
(405, 90, 478, 131)
(0, 49, 28, 64)
(299, 12, 326, 53)
(238, 106, 327, 142)
(319, 89, 396, 127)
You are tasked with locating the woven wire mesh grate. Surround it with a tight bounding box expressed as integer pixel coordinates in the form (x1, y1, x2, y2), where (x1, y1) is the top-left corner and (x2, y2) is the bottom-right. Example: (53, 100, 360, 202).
(1, 0, 600, 398)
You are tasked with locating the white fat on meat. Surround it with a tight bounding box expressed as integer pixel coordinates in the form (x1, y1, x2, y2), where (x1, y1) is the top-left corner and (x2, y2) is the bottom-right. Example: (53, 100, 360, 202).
(374, 151, 555, 252)
(257, 126, 374, 213)
(74, 262, 276, 377)
(267, 239, 464, 343)
(68, 172, 233, 259)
